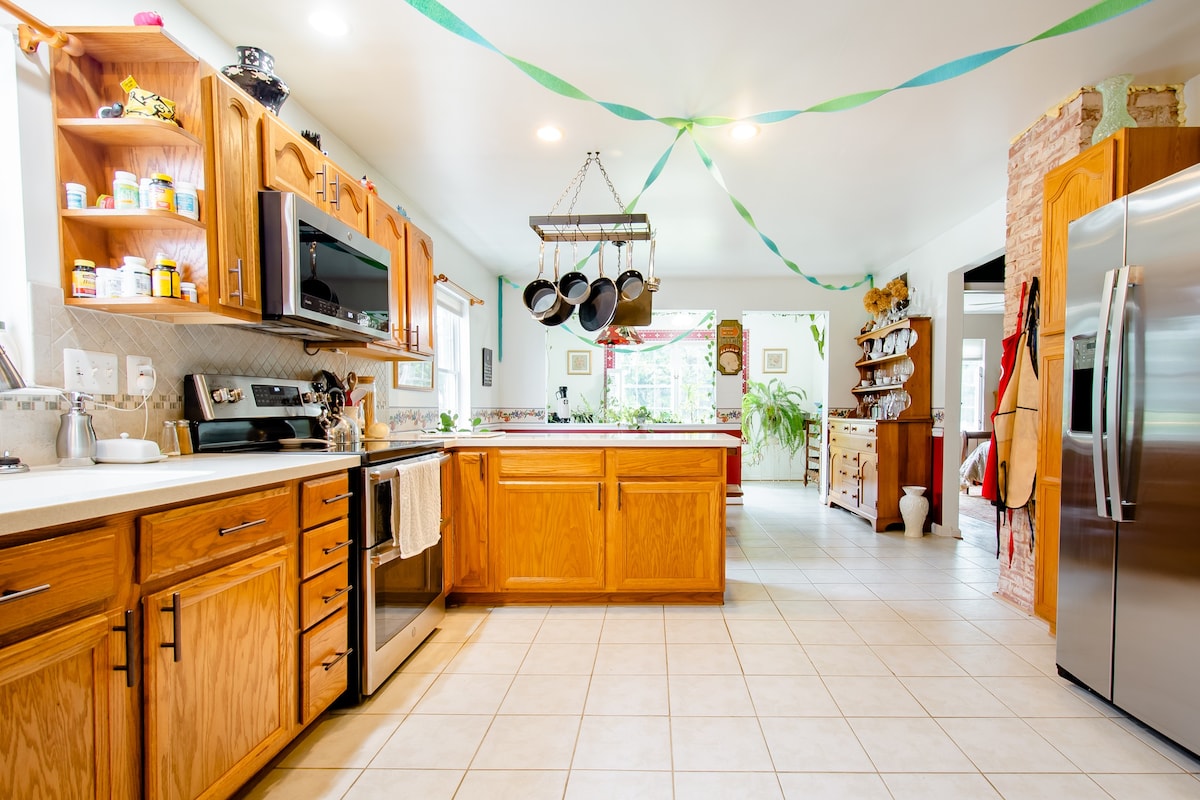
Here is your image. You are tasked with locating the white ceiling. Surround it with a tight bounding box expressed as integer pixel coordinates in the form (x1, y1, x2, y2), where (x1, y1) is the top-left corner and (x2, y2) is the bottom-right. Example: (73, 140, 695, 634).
(177, 0, 1200, 284)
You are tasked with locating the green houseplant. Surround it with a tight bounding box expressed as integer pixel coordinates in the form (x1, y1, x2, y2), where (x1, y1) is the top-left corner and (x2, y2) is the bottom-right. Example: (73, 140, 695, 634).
(741, 378, 810, 464)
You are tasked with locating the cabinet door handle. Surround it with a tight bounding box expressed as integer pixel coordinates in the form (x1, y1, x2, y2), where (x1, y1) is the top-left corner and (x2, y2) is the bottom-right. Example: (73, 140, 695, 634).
(323, 585, 352, 604)
(316, 165, 327, 201)
(323, 492, 353, 504)
(597, 483, 603, 510)
(322, 540, 351, 555)
(161, 592, 182, 663)
(229, 257, 245, 306)
(330, 171, 341, 210)
(113, 609, 136, 688)
(218, 518, 267, 536)
(0, 583, 50, 605)
(617, 483, 622, 510)
(412, 325, 420, 350)
(323, 647, 353, 671)
(478, 457, 484, 481)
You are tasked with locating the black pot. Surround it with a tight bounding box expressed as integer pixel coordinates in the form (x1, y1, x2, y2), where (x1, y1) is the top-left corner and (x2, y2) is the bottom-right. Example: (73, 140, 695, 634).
(579, 244, 617, 331)
(221, 46, 291, 114)
(558, 246, 592, 305)
(615, 269, 644, 301)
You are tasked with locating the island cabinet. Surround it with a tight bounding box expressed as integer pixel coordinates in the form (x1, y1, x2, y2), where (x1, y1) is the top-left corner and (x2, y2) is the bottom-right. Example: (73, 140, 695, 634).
(448, 444, 727, 604)
(260, 114, 368, 233)
(494, 449, 607, 592)
(1035, 127, 1200, 630)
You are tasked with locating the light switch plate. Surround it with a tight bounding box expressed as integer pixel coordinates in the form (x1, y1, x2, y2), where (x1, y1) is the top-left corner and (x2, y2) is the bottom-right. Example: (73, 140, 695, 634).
(63, 348, 119, 395)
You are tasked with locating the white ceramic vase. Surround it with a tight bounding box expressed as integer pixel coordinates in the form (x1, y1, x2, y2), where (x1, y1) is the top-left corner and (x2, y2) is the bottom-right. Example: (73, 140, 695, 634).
(899, 485, 928, 538)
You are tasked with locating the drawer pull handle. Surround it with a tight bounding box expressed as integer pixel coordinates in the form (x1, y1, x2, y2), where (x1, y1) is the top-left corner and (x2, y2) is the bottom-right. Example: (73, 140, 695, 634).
(161, 592, 182, 663)
(218, 518, 267, 536)
(113, 609, 136, 688)
(323, 585, 352, 604)
(323, 647, 353, 671)
(0, 583, 50, 604)
(323, 492, 353, 504)
(322, 540, 351, 555)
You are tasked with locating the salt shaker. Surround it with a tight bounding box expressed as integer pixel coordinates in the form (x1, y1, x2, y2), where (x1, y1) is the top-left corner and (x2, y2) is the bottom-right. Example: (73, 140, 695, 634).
(159, 419, 180, 456)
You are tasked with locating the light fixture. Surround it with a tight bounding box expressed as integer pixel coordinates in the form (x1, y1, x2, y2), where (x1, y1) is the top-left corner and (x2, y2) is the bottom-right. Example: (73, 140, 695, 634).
(536, 125, 563, 142)
(309, 8, 348, 36)
(595, 325, 643, 346)
(731, 122, 759, 140)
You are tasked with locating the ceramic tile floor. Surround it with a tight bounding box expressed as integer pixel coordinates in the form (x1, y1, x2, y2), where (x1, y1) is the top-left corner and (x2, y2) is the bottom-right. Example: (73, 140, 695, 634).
(238, 482, 1200, 800)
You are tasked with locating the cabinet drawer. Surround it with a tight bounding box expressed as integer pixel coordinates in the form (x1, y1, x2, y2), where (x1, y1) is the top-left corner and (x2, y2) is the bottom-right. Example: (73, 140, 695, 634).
(0, 526, 120, 640)
(848, 422, 876, 436)
(301, 518, 351, 579)
(301, 606, 350, 723)
(301, 472, 352, 530)
(139, 486, 294, 583)
(830, 433, 875, 453)
(497, 449, 604, 478)
(614, 448, 722, 477)
(300, 560, 351, 630)
(830, 421, 854, 435)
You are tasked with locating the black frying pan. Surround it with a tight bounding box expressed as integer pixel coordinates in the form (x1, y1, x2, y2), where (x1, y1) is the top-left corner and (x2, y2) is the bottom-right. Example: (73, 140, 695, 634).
(615, 241, 644, 301)
(558, 242, 591, 305)
(579, 242, 617, 331)
(523, 242, 559, 318)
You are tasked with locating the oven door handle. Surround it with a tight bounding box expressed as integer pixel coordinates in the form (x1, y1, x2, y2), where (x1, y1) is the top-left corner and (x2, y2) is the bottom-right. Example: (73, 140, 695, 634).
(371, 544, 406, 567)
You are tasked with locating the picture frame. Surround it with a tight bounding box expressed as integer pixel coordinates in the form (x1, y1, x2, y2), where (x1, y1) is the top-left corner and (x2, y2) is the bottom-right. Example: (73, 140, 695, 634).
(763, 348, 788, 374)
(393, 360, 434, 391)
(481, 347, 493, 387)
(567, 350, 591, 375)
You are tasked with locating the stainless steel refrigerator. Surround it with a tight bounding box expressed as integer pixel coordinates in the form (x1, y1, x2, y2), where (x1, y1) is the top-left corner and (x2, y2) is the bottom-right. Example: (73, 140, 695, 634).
(1057, 162, 1200, 755)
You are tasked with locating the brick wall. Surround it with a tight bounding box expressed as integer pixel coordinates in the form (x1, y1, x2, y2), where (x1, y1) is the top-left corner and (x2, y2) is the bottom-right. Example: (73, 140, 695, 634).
(998, 85, 1181, 611)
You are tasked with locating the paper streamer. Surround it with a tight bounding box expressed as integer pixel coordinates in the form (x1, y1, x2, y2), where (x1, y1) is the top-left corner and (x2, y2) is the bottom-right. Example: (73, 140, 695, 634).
(406, 0, 1153, 288)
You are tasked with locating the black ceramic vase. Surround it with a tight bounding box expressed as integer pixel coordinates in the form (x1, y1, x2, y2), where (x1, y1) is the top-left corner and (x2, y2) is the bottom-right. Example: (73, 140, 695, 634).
(221, 46, 290, 114)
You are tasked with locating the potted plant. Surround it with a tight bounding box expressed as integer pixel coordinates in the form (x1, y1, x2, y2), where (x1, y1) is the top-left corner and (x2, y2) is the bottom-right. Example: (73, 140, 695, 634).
(741, 378, 811, 464)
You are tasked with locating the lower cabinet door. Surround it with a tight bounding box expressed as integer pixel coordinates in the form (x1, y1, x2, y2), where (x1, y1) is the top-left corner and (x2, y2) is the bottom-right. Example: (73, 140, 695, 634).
(0, 614, 114, 800)
(143, 547, 295, 800)
(495, 481, 605, 591)
(610, 480, 724, 592)
(859, 456, 879, 515)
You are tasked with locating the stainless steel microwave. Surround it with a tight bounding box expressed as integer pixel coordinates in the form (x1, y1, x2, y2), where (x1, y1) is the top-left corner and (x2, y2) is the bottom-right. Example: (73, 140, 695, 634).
(258, 191, 392, 343)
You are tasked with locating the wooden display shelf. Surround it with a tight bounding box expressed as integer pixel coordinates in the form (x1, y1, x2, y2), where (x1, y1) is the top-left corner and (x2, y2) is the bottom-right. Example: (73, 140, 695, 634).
(856, 315, 925, 344)
(64, 296, 211, 315)
(58, 117, 203, 148)
(852, 383, 909, 395)
(61, 208, 204, 230)
(58, 26, 200, 63)
(855, 351, 916, 368)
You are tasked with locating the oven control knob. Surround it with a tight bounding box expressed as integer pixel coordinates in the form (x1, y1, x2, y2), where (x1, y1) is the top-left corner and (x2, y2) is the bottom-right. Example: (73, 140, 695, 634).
(228, 388, 245, 403)
(302, 391, 318, 404)
(211, 387, 230, 403)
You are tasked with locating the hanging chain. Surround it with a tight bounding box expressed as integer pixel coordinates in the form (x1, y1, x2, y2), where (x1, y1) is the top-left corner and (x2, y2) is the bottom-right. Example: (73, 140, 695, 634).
(594, 153, 626, 213)
(548, 152, 595, 215)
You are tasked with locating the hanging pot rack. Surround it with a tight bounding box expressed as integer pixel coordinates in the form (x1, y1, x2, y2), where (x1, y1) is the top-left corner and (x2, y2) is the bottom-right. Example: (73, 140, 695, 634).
(528, 151, 653, 244)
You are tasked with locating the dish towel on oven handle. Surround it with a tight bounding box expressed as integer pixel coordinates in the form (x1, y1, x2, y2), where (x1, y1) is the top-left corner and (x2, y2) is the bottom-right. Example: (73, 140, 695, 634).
(394, 458, 442, 558)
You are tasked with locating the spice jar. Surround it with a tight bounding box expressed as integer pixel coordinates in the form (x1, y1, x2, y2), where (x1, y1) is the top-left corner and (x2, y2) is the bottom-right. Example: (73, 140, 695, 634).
(175, 420, 194, 455)
(151, 255, 180, 298)
(159, 420, 180, 457)
(71, 259, 96, 298)
(147, 173, 175, 212)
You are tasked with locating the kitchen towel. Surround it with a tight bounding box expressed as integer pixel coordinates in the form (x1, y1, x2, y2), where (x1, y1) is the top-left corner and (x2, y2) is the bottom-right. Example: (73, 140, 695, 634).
(395, 457, 441, 558)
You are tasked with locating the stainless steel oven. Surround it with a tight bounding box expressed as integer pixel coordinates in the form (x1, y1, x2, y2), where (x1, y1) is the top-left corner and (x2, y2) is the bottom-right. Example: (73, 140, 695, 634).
(361, 452, 447, 695)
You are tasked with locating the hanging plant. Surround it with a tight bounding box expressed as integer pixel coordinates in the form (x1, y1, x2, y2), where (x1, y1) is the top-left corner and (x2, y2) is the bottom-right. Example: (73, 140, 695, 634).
(742, 378, 810, 464)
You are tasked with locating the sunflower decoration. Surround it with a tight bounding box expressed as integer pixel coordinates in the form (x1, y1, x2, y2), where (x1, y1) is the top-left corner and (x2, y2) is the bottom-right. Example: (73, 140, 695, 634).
(886, 278, 909, 305)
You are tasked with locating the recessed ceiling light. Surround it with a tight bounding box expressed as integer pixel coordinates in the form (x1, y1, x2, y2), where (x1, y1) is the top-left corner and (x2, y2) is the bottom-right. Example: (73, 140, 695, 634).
(731, 122, 760, 140)
(309, 8, 348, 37)
(537, 126, 563, 142)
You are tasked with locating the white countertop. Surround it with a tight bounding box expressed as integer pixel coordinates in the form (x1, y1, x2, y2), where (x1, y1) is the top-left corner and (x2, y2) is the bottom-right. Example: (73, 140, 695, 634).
(498, 422, 742, 431)
(435, 432, 739, 448)
(0, 452, 360, 537)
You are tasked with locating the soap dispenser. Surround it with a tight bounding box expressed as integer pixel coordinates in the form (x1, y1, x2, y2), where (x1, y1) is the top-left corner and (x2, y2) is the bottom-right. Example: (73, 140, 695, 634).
(56, 391, 97, 467)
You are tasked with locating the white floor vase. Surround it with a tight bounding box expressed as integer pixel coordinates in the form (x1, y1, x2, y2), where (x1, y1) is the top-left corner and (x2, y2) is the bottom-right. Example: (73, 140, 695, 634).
(900, 485, 928, 538)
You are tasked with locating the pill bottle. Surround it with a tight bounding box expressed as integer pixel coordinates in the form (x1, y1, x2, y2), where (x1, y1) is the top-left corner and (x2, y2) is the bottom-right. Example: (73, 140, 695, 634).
(175, 181, 198, 220)
(138, 178, 153, 209)
(121, 256, 152, 297)
(71, 259, 97, 298)
(95, 267, 120, 298)
(112, 171, 139, 209)
(180, 281, 198, 303)
(151, 255, 179, 298)
(147, 173, 175, 212)
(65, 182, 87, 209)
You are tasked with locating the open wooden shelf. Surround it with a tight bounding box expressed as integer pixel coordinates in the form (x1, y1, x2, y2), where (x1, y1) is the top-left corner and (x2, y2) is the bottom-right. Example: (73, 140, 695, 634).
(856, 315, 926, 344)
(855, 352, 916, 368)
(58, 117, 203, 148)
(61, 208, 205, 230)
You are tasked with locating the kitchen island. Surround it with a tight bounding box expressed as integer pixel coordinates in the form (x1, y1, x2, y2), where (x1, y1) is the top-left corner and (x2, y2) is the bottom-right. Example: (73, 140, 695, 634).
(438, 433, 734, 605)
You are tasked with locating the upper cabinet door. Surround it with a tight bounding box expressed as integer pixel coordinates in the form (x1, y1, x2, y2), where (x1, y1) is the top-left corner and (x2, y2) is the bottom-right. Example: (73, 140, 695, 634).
(405, 221, 435, 357)
(325, 162, 368, 233)
(367, 195, 409, 348)
(261, 114, 325, 206)
(204, 75, 263, 318)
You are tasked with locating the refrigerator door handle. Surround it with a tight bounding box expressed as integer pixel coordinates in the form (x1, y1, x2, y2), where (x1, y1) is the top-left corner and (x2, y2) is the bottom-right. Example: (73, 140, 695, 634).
(1106, 265, 1134, 522)
(1093, 267, 1117, 519)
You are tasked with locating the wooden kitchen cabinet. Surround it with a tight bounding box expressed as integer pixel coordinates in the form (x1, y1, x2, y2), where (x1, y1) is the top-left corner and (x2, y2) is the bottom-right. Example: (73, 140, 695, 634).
(1035, 127, 1200, 629)
(828, 419, 931, 532)
(608, 479, 724, 593)
(261, 114, 368, 233)
(201, 74, 262, 319)
(404, 221, 436, 357)
(143, 546, 295, 800)
(452, 451, 490, 590)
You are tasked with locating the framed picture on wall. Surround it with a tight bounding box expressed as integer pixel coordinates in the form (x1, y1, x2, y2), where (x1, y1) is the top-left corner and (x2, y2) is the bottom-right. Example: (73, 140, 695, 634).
(763, 348, 788, 373)
(394, 360, 434, 390)
(567, 350, 591, 375)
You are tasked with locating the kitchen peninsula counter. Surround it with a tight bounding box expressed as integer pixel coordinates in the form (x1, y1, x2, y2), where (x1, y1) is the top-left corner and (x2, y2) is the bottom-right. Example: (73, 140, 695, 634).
(443, 436, 729, 605)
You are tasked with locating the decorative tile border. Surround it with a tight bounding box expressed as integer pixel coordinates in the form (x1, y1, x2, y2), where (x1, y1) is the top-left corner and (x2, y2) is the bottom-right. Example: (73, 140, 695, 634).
(715, 407, 742, 423)
(828, 407, 858, 419)
(473, 408, 546, 424)
(932, 407, 945, 425)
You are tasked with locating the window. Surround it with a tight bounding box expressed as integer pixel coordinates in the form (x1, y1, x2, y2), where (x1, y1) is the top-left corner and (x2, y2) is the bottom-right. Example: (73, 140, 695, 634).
(435, 287, 470, 422)
(961, 338, 985, 431)
(603, 310, 715, 423)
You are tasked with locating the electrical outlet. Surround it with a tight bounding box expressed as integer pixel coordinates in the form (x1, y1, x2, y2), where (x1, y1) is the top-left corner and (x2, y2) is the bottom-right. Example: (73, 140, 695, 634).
(63, 348, 119, 395)
(126, 355, 153, 395)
